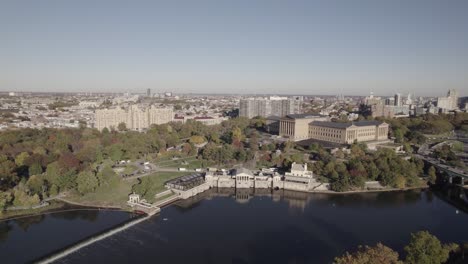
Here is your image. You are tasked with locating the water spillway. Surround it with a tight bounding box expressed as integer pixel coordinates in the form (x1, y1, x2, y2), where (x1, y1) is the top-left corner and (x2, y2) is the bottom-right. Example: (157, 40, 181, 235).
(36, 213, 152, 264)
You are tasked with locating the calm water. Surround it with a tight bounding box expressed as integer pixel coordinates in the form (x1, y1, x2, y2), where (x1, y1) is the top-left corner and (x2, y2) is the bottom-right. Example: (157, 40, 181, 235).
(1, 188, 468, 264)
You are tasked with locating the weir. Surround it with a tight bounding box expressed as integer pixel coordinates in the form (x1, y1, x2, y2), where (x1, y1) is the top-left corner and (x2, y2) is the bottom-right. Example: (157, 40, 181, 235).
(36, 213, 152, 264)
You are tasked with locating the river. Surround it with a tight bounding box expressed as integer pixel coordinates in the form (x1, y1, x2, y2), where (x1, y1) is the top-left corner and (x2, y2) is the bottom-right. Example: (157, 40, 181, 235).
(1, 187, 467, 264)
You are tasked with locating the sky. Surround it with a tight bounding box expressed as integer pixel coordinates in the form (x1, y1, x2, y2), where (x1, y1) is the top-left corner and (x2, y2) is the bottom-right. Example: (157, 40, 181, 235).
(1, 0, 468, 96)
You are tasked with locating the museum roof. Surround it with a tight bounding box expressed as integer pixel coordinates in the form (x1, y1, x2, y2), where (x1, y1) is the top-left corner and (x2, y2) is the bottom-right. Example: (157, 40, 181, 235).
(309, 120, 384, 128)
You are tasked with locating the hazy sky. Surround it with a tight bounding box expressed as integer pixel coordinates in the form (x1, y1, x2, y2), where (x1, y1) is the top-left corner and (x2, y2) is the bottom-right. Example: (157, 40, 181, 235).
(1, 0, 467, 96)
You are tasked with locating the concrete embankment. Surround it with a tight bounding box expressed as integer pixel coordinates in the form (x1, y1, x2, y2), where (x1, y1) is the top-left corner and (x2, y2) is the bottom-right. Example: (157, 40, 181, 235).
(36, 214, 151, 264)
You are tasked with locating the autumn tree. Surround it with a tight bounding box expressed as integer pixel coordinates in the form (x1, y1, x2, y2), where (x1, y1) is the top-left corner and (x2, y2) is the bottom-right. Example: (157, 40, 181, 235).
(334, 243, 402, 264)
(231, 127, 244, 148)
(189, 135, 206, 145)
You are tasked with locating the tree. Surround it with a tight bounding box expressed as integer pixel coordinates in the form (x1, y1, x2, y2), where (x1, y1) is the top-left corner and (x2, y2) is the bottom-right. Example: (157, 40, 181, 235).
(231, 127, 244, 148)
(117, 122, 127, 131)
(334, 243, 402, 264)
(0, 191, 13, 212)
(45, 161, 61, 186)
(108, 144, 124, 161)
(15, 152, 30, 166)
(58, 152, 80, 170)
(55, 169, 78, 190)
(26, 175, 45, 195)
(97, 165, 119, 189)
(394, 175, 406, 189)
(405, 231, 458, 264)
(28, 162, 43, 176)
(0, 156, 18, 189)
(189, 135, 206, 145)
(12, 188, 40, 207)
(76, 171, 99, 195)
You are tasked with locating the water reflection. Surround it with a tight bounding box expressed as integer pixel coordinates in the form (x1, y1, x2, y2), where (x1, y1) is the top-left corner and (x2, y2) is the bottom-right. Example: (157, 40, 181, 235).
(1, 186, 467, 264)
(174, 187, 436, 212)
(432, 186, 468, 214)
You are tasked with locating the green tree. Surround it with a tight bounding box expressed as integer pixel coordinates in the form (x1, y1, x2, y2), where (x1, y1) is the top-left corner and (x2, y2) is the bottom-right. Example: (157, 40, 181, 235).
(12, 189, 40, 207)
(334, 243, 402, 264)
(76, 171, 99, 195)
(108, 144, 124, 161)
(45, 161, 61, 186)
(189, 135, 206, 145)
(0, 156, 18, 188)
(28, 162, 43, 176)
(55, 169, 78, 190)
(405, 231, 458, 264)
(15, 152, 30, 166)
(97, 165, 119, 189)
(231, 127, 244, 148)
(394, 174, 406, 189)
(26, 175, 45, 195)
(0, 191, 13, 212)
(117, 122, 127, 131)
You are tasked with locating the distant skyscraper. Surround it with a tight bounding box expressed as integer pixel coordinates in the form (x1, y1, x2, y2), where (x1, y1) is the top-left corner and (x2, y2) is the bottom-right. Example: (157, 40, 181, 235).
(385, 97, 395, 106)
(394, 93, 402, 106)
(437, 89, 459, 110)
(146, 88, 151, 97)
(405, 93, 413, 105)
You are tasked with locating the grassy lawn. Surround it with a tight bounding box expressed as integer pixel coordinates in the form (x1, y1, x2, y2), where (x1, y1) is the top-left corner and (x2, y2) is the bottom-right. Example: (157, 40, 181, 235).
(132, 171, 189, 202)
(135, 171, 188, 202)
(66, 178, 138, 208)
(62, 167, 191, 208)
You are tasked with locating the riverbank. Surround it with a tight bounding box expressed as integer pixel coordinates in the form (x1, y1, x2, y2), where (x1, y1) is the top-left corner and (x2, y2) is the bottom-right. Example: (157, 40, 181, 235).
(304, 184, 429, 195)
(0, 197, 131, 222)
(1, 184, 430, 221)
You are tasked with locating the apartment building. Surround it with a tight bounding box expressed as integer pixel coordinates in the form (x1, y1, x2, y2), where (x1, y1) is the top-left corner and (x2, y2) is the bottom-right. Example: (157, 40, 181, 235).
(95, 104, 173, 131)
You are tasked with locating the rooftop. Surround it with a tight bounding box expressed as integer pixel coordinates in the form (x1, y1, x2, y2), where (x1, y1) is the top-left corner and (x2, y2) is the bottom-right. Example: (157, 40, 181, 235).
(309, 120, 384, 129)
(284, 113, 325, 119)
(233, 167, 253, 176)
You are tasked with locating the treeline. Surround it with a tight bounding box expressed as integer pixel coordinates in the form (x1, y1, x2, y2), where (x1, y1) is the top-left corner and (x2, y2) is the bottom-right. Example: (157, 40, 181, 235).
(375, 112, 468, 144)
(308, 143, 426, 191)
(0, 117, 265, 212)
(334, 231, 462, 264)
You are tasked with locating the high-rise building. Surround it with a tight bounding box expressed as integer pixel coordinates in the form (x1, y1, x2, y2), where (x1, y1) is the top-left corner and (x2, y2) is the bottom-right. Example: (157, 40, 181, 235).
(394, 93, 402, 106)
(437, 89, 459, 110)
(239, 97, 300, 118)
(405, 93, 413, 105)
(146, 88, 151, 97)
(95, 104, 173, 131)
(384, 97, 394, 106)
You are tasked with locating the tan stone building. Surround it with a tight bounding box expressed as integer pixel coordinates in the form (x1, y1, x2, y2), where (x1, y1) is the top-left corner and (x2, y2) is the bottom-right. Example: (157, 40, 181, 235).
(279, 114, 329, 141)
(95, 105, 173, 131)
(308, 121, 389, 144)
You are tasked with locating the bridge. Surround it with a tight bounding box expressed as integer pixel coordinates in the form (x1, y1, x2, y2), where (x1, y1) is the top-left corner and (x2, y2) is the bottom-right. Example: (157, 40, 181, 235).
(415, 154, 468, 186)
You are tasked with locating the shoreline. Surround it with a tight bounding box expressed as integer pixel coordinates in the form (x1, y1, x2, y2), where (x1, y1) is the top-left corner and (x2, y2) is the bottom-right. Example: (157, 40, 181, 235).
(0, 185, 430, 221)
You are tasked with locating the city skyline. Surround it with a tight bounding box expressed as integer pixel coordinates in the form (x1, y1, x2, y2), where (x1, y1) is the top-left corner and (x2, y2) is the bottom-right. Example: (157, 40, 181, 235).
(1, 0, 468, 96)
